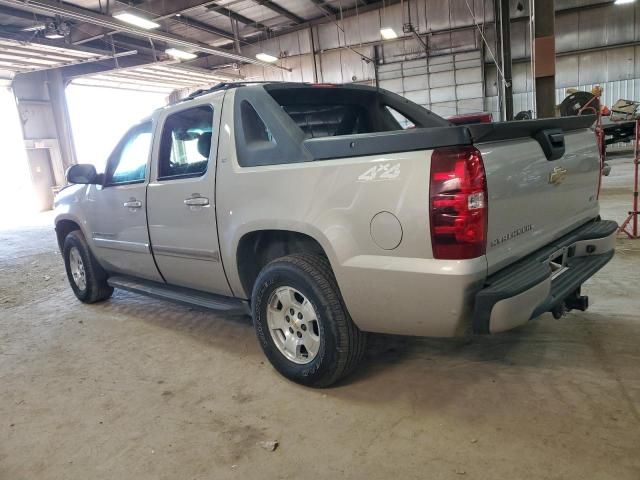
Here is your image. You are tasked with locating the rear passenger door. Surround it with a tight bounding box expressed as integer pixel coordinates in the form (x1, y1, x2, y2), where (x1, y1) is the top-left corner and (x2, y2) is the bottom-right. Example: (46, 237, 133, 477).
(146, 96, 232, 295)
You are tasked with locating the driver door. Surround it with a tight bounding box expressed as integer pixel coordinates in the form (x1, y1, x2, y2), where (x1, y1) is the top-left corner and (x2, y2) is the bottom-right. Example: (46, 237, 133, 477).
(85, 122, 163, 282)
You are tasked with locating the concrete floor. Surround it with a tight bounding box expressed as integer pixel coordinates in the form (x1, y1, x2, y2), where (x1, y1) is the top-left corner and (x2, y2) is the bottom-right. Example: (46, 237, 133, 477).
(1, 159, 640, 480)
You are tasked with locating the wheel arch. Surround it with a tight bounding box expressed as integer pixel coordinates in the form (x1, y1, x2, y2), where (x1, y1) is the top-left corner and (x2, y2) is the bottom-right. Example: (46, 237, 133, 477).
(55, 217, 82, 252)
(236, 229, 331, 299)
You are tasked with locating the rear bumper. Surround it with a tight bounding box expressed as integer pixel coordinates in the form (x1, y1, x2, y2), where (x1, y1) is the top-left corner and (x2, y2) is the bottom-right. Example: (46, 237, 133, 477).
(472, 219, 618, 334)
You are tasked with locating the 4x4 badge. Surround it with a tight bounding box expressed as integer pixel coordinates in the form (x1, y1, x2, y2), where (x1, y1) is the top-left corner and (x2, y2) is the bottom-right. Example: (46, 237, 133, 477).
(549, 166, 568, 185)
(357, 163, 401, 182)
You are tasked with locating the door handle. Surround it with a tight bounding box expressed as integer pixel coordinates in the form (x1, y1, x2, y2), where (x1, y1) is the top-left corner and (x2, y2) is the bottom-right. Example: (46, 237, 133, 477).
(123, 199, 142, 209)
(184, 196, 210, 207)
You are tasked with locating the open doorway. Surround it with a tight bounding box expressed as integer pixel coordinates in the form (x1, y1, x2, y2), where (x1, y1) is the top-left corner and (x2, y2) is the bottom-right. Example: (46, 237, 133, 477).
(66, 84, 166, 172)
(26, 148, 56, 212)
(0, 87, 36, 227)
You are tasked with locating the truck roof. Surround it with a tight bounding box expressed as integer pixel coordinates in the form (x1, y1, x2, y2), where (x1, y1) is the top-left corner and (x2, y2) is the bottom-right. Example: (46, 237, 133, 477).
(178, 81, 384, 104)
(146, 81, 428, 129)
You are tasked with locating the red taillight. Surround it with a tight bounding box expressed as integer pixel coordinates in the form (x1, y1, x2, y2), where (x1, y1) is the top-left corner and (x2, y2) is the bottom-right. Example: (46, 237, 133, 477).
(429, 146, 488, 259)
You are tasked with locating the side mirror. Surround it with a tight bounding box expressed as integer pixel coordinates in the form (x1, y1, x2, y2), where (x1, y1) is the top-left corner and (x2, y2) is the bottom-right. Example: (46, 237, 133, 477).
(67, 164, 98, 184)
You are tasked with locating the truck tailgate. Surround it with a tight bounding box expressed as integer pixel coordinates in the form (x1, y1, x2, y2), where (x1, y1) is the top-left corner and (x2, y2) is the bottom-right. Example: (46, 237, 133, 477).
(471, 117, 600, 274)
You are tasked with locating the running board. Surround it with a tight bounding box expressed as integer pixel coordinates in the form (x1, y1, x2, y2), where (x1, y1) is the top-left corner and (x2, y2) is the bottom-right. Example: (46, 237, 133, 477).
(107, 276, 250, 315)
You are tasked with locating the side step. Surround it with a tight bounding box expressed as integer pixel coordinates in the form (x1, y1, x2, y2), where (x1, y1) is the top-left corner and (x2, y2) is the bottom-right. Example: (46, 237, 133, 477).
(107, 276, 250, 315)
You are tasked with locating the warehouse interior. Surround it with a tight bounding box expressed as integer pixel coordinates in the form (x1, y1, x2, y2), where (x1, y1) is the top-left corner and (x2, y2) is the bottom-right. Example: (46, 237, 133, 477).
(1, 0, 639, 478)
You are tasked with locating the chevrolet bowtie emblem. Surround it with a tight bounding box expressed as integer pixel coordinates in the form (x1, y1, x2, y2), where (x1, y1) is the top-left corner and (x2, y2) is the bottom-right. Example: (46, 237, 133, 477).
(549, 166, 568, 185)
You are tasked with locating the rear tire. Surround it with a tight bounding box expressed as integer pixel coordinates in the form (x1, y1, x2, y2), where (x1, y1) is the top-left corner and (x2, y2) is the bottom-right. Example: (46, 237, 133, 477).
(63, 230, 113, 303)
(251, 253, 366, 387)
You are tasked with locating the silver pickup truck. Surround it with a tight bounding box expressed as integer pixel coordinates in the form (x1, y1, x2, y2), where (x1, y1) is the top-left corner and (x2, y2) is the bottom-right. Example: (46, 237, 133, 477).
(54, 82, 617, 387)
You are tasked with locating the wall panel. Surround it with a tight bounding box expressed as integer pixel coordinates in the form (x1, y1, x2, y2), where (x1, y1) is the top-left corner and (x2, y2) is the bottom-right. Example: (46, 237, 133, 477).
(232, 0, 640, 122)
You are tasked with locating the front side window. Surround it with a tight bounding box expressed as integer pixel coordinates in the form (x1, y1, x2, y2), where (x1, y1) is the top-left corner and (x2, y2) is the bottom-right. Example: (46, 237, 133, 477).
(159, 105, 214, 179)
(107, 122, 152, 185)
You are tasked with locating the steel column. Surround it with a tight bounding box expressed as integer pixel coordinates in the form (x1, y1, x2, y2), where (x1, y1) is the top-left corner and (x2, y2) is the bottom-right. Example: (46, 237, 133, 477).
(534, 0, 556, 118)
(499, 0, 513, 120)
(373, 44, 380, 89)
(308, 27, 318, 83)
(493, 0, 504, 120)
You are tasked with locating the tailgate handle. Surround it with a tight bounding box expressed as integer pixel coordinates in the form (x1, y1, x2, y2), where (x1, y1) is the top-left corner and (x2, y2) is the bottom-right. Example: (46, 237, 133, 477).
(549, 133, 564, 144)
(534, 128, 565, 161)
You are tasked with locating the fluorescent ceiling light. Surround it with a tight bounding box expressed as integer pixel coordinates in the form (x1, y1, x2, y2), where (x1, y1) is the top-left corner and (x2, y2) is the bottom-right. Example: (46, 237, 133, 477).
(44, 22, 66, 39)
(256, 52, 278, 63)
(113, 12, 160, 30)
(380, 27, 398, 40)
(166, 48, 197, 60)
(615, 0, 635, 4)
(21, 24, 46, 32)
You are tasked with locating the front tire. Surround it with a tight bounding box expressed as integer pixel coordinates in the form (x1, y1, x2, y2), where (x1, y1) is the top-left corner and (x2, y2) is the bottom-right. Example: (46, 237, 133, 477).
(252, 253, 366, 387)
(63, 230, 113, 303)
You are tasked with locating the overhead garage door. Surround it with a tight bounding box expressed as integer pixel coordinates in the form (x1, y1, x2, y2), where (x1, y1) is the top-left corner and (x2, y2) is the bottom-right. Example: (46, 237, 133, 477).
(378, 50, 484, 119)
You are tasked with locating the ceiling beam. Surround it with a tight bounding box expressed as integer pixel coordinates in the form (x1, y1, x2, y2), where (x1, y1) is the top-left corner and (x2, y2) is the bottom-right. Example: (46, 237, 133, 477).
(251, 0, 304, 24)
(0, 30, 127, 56)
(191, 0, 401, 67)
(204, 3, 269, 31)
(70, 0, 238, 45)
(0, 30, 152, 77)
(72, 13, 238, 45)
(307, 0, 337, 16)
(59, 54, 156, 79)
(11, 49, 137, 73)
(0, 0, 288, 70)
(248, 0, 403, 43)
(0, 3, 52, 21)
(66, 59, 241, 85)
(173, 15, 237, 41)
(208, 0, 617, 61)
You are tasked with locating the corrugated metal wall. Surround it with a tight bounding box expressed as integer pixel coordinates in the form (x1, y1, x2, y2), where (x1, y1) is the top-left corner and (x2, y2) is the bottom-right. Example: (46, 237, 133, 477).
(233, 0, 640, 119)
(485, 43, 640, 117)
(238, 0, 488, 85)
(485, 2, 640, 116)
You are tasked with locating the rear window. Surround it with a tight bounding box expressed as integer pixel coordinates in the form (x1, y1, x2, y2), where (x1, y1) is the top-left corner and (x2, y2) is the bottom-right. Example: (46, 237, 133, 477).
(386, 106, 415, 129)
(265, 85, 444, 139)
(232, 84, 453, 168)
(281, 104, 371, 138)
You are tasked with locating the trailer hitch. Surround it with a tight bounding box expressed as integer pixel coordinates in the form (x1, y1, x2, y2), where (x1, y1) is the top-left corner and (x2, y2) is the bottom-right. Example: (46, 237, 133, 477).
(551, 289, 589, 319)
(564, 289, 589, 312)
(565, 295, 589, 312)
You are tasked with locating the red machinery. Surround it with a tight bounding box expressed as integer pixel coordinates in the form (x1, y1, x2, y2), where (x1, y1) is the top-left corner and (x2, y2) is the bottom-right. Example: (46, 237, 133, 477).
(571, 92, 607, 211)
(618, 119, 640, 239)
(562, 88, 639, 239)
(447, 112, 493, 125)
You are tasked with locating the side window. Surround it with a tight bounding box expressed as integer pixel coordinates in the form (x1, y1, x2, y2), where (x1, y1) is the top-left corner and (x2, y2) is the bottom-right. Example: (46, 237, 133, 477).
(241, 100, 276, 146)
(107, 123, 152, 185)
(385, 106, 416, 129)
(159, 105, 214, 179)
(233, 90, 307, 168)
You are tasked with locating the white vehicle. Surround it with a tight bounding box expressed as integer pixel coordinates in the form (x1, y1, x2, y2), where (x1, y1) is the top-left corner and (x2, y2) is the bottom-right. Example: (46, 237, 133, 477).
(55, 82, 617, 386)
